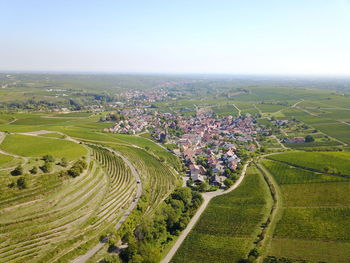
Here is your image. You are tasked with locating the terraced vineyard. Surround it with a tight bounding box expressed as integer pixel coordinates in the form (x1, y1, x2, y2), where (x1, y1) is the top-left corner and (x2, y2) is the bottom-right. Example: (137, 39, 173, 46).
(108, 144, 178, 213)
(261, 153, 350, 263)
(0, 160, 107, 263)
(0, 138, 138, 262)
(89, 145, 137, 229)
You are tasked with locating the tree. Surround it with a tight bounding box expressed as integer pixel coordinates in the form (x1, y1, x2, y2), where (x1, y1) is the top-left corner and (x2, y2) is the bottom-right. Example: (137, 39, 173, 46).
(198, 182, 209, 192)
(305, 135, 315, 143)
(11, 165, 23, 176)
(224, 178, 234, 189)
(30, 166, 38, 174)
(101, 254, 121, 263)
(41, 162, 53, 173)
(17, 177, 27, 189)
(172, 187, 192, 206)
(42, 154, 55, 163)
(68, 166, 81, 177)
(248, 248, 260, 258)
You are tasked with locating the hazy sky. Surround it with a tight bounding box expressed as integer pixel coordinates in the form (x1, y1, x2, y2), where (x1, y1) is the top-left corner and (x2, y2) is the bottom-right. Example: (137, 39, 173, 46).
(1, 0, 350, 75)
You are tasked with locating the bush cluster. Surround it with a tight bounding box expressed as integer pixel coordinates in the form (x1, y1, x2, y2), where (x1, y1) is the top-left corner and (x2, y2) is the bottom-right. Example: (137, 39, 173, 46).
(119, 187, 203, 263)
(67, 159, 88, 177)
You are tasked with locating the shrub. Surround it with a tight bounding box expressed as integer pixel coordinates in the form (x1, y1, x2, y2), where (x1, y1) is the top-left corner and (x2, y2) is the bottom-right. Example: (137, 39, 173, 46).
(100, 254, 121, 263)
(67, 159, 88, 177)
(42, 154, 55, 163)
(11, 165, 23, 176)
(40, 162, 53, 173)
(60, 157, 68, 167)
(30, 166, 38, 174)
(17, 177, 27, 189)
(305, 135, 315, 143)
(68, 167, 81, 177)
(224, 178, 234, 189)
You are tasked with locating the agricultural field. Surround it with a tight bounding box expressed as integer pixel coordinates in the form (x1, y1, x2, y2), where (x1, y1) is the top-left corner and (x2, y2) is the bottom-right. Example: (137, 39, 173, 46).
(267, 151, 350, 177)
(0, 75, 350, 263)
(0, 110, 181, 262)
(0, 137, 139, 262)
(255, 103, 287, 114)
(211, 104, 239, 117)
(261, 152, 350, 263)
(0, 134, 87, 160)
(108, 144, 179, 213)
(281, 107, 350, 145)
(172, 165, 272, 263)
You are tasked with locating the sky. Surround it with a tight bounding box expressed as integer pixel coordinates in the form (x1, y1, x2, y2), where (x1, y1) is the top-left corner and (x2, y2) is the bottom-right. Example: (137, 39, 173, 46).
(1, 0, 350, 75)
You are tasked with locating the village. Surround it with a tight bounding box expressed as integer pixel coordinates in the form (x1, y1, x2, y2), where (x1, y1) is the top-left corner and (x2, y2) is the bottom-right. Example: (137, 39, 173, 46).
(104, 104, 262, 189)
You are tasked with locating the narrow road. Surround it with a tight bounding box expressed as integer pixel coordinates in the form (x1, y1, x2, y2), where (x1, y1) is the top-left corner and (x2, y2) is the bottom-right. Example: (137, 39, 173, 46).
(271, 135, 287, 149)
(161, 160, 251, 263)
(232, 103, 241, 117)
(72, 146, 142, 263)
(291, 99, 304, 108)
(253, 104, 262, 115)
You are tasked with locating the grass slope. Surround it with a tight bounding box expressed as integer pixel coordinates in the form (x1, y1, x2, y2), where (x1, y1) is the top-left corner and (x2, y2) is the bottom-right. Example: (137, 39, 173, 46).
(0, 134, 87, 160)
(0, 153, 14, 167)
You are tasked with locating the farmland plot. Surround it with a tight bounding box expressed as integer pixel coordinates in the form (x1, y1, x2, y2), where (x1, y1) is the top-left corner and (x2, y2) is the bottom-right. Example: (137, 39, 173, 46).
(262, 154, 350, 263)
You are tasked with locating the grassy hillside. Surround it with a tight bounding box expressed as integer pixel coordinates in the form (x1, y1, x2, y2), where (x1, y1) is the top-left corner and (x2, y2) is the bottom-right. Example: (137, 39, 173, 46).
(0, 153, 14, 166)
(0, 134, 87, 160)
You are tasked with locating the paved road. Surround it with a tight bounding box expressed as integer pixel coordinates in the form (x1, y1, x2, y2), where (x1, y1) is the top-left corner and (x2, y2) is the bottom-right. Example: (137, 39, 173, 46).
(161, 160, 251, 263)
(71, 145, 142, 263)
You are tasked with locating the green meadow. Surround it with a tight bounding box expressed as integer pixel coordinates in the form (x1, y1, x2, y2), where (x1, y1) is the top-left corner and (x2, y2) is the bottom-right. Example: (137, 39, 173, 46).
(0, 134, 87, 160)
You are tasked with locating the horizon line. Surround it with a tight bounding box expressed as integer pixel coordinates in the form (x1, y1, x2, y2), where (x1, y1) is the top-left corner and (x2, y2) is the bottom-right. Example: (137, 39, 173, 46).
(1, 70, 350, 79)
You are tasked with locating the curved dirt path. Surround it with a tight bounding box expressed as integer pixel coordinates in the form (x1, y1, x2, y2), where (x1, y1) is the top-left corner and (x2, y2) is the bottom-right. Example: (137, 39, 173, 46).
(161, 160, 251, 263)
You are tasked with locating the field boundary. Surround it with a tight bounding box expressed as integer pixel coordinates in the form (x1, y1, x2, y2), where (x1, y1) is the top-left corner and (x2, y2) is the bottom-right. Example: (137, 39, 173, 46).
(255, 158, 284, 262)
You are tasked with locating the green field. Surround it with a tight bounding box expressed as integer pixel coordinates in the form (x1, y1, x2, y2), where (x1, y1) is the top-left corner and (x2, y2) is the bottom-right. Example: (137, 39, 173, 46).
(267, 151, 350, 177)
(211, 104, 239, 117)
(0, 134, 87, 160)
(0, 153, 14, 167)
(262, 153, 350, 263)
(261, 159, 347, 185)
(1, 75, 350, 262)
(172, 165, 272, 263)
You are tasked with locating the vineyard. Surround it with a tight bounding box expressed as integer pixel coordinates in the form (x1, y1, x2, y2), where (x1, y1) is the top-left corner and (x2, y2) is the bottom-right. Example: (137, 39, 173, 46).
(266, 151, 350, 177)
(108, 144, 179, 213)
(261, 154, 350, 263)
(0, 137, 139, 262)
(261, 159, 347, 185)
(172, 165, 272, 263)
